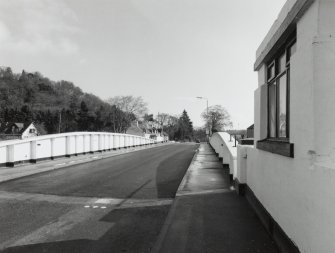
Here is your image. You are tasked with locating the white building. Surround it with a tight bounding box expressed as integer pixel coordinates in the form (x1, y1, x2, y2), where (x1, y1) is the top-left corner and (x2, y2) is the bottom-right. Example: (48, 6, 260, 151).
(0, 122, 39, 140)
(235, 0, 335, 252)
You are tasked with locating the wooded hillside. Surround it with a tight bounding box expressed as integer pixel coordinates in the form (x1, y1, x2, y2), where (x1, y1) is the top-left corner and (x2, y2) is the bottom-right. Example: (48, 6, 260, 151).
(0, 67, 133, 134)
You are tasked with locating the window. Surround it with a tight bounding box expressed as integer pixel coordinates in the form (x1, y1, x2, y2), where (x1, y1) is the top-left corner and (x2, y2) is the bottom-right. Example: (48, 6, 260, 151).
(256, 36, 296, 158)
(29, 129, 36, 133)
(266, 39, 296, 140)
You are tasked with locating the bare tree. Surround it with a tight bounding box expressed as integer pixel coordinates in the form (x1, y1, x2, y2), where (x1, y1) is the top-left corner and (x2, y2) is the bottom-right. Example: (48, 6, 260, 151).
(106, 96, 148, 120)
(201, 105, 232, 133)
(166, 115, 179, 126)
(156, 113, 169, 129)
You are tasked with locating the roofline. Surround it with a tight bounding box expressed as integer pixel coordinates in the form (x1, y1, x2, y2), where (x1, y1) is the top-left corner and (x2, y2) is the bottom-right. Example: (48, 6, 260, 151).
(254, 0, 315, 71)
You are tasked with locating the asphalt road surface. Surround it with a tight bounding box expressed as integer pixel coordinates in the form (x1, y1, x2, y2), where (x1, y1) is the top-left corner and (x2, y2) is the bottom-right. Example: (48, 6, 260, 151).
(0, 143, 198, 253)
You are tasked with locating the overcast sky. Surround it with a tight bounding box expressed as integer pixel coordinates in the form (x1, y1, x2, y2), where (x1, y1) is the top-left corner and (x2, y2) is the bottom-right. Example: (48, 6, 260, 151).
(0, 0, 286, 128)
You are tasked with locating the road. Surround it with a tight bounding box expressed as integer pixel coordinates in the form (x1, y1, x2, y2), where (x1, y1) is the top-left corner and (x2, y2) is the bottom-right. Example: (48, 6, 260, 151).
(0, 143, 198, 253)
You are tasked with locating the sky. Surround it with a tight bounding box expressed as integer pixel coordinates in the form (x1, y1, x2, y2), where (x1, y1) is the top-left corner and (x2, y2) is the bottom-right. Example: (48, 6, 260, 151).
(0, 0, 286, 129)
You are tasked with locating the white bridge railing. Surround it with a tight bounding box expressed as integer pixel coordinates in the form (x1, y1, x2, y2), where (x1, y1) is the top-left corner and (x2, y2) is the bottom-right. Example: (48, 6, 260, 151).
(0, 132, 161, 167)
(209, 132, 237, 178)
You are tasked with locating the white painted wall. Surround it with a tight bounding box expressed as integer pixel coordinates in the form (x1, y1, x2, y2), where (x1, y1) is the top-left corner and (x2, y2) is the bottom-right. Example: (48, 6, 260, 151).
(13, 142, 31, 161)
(66, 136, 76, 155)
(0, 132, 159, 165)
(236, 145, 250, 184)
(209, 132, 237, 176)
(36, 139, 52, 159)
(114, 135, 120, 149)
(240, 1, 335, 252)
(0, 146, 6, 164)
(84, 135, 90, 153)
(75, 135, 84, 154)
(254, 84, 268, 142)
(91, 135, 99, 152)
(52, 137, 66, 157)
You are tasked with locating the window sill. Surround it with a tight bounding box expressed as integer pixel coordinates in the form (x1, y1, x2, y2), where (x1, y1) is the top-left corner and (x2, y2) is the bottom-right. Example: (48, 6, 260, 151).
(256, 139, 294, 158)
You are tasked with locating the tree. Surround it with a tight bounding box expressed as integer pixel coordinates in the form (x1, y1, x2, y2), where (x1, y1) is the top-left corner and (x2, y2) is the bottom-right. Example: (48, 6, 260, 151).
(156, 113, 169, 127)
(201, 105, 232, 133)
(106, 96, 148, 120)
(77, 101, 91, 131)
(193, 127, 207, 142)
(143, 113, 154, 122)
(164, 115, 179, 140)
(156, 113, 170, 134)
(0, 67, 144, 135)
(176, 110, 194, 141)
(0, 67, 14, 80)
(108, 105, 133, 133)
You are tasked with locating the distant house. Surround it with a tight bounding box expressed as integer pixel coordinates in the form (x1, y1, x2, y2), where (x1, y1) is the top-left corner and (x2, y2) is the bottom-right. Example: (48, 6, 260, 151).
(126, 122, 145, 137)
(225, 129, 247, 141)
(141, 120, 168, 141)
(0, 122, 40, 140)
(246, 124, 254, 138)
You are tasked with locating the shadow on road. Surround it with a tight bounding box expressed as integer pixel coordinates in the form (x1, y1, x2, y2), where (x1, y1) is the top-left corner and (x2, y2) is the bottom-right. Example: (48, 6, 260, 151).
(155, 145, 198, 198)
(2, 204, 170, 253)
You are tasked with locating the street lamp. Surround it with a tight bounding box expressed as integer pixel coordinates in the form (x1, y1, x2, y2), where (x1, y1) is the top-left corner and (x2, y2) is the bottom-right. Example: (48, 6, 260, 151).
(196, 96, 210, 140)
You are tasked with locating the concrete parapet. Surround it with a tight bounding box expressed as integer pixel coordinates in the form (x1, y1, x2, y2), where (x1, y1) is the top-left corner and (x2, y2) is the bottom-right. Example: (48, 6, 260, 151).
(0, 132, 157, 167)
(209, 132, 238, 180)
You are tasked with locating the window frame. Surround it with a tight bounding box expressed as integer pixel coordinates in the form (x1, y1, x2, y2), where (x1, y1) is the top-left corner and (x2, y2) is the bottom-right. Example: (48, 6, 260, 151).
(256, 34, 296, 158)
(266, 38, 296, 141)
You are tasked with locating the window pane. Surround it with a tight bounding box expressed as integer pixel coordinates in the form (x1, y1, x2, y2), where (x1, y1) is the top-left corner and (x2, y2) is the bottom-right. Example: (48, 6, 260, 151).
(267, 64, 275, 81)
(269, 83, 276, 138)
(278, 74, 287, 137)
(278, 53, 286, 73)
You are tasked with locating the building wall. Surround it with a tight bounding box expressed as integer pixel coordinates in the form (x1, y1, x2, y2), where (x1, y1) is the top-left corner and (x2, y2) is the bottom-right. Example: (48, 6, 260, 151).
(21, 124, 38, 139)
(248, 1, 335, 252)
(256, 0, 298, 59)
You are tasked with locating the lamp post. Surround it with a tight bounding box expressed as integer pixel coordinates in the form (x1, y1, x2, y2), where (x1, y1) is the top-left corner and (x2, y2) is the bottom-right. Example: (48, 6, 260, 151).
(196, 96, 210, 141)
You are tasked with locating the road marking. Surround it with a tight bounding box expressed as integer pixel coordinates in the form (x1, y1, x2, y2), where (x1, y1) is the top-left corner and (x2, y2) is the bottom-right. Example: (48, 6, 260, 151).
(0, 191, 173, 209)
(0, 191, 94, 205)
(55, 163, 66, 166)
(83, 205, 107, 209)
(92, 156, 99, 159)
(116, 199, 173, 209)
(95, 198, 122, 205)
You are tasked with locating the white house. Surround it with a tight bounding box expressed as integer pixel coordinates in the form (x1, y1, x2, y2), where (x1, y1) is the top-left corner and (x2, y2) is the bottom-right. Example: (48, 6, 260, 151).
(0, 122, 40, 140)
(21, 123, 39, 139)
(235, 0, 335, 252)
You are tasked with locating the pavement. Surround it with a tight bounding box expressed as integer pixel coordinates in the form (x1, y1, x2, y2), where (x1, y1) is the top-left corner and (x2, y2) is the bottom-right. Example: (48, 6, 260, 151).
(152, 143, 279, 253)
